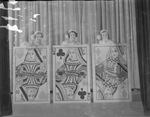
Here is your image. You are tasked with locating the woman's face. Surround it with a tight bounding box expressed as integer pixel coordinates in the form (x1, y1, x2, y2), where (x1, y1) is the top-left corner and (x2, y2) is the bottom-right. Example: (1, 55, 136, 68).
(69, 32, 76, 41)
(69, 49, 77, 60)
(34, 33, 42, 45)
(104, 87, 112, 99)
(65, 87, 73, 100)
(27, 88, 35, 101)
(101, 32, 109, 40)
(110, 47, 119, 59)
(28, 50, 36, 61)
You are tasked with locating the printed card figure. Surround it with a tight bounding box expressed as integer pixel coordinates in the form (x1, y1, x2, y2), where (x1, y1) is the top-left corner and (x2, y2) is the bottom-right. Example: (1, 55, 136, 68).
(53, 45, 90, 103)
(92, 44, 131, 102)
(13, 47, 50, 103)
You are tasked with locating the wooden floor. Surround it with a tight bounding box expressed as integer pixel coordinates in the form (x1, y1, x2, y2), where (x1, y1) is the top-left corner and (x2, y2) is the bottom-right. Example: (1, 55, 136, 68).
(5, 90, 150, 117)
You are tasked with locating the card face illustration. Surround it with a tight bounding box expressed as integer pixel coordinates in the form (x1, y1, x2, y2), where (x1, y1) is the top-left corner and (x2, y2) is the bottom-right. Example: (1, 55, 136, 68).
(53, 45, 90, 103)
(92, 44, 131, 102)
(13, 47, 50, 103)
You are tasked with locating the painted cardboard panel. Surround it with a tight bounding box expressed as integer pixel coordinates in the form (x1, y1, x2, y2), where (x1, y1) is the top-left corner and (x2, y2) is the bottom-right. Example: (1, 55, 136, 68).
(92, 44, 131, 102)
(13, 47, 50, 103)
(53, 45, 91, 103)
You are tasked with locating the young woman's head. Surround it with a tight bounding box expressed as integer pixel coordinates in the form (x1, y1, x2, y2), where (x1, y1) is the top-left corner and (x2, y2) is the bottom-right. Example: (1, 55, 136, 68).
(100, 30, 109, 41)
(33, 31, 43, 45)
(68, 31, 78, 41)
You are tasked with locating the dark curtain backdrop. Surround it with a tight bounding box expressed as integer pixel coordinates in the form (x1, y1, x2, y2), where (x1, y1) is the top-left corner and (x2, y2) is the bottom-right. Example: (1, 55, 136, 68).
(135, 0, 150, 115)
(0, 1, 12, 117)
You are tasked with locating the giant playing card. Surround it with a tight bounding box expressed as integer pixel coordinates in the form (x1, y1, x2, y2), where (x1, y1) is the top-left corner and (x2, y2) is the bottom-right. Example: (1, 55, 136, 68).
(53, 45, 91, 103)
(13, 47, 50, 103)
(92, 44, 131, 102)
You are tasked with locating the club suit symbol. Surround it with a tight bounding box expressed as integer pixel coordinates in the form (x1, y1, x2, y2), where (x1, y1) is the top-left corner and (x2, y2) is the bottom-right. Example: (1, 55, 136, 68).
(78, 88, 86, 99)
(57, 49, 65, 59)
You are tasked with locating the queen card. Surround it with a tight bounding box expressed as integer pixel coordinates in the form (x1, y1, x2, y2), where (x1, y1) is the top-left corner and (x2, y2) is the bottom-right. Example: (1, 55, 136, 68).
(13, 47, 50, 103)
(53, 45, 91, 103)
(92, 44, 131, 102)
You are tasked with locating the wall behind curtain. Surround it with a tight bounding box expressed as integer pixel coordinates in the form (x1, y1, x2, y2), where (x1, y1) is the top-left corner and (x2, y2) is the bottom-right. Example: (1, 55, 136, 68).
(8, 0, 140, 91)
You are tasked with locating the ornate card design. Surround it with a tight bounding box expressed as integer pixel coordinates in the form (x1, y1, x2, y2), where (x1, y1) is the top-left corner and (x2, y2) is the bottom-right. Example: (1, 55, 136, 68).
(92, 44, 131, 102)
(13, 47, 50, 103)
(53, 45, 90, 103)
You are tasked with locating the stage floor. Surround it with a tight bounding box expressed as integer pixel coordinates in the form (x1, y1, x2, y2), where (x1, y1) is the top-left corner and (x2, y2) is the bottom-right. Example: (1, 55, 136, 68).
(7, 101, 146, 117)
(5, 89, 148, 117)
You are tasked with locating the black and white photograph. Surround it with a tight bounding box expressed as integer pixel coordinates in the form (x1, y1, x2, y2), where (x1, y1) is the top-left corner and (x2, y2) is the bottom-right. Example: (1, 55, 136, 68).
(0, 0, 150, 117)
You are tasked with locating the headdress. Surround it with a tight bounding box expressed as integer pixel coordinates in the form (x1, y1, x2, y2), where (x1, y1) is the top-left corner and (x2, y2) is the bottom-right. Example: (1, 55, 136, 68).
(67, 30, 78, 38)
(34, 31, 43, 39)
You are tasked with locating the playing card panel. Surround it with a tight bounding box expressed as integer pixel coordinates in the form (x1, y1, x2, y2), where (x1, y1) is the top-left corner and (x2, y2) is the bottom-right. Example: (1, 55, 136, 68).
(13, 46, 50, 103)
(92, 44, 131, 102)
(53, 45, 91, 103)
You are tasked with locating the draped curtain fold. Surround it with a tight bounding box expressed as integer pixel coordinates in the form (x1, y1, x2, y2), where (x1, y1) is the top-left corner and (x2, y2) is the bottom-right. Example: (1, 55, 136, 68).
(0, 2, 12, 116)
(8, 0, 140, 92)
(135, 0, 150, 115)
